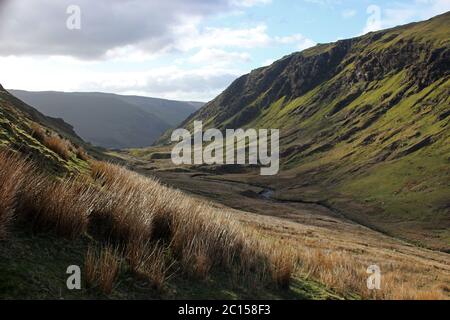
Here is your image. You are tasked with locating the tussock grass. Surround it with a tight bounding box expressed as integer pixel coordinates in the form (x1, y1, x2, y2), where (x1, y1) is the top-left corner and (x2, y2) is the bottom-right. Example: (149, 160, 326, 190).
(85, 246, 98, 288)
(43, 135, 72, 160)
(4, 149, 445, 299)
(30, 122, 47, 141)
(20, 175, 95, 238)
(75, 147, 89, 161)
(90, 161, 293, 288)
(3, 152, 293, 292)
(0, 150, 33, 239)
(246, 219, 450, 300)
(29, 122, 72, 160)
(85, 245, 121, 294)
(126, 240, 171, 290)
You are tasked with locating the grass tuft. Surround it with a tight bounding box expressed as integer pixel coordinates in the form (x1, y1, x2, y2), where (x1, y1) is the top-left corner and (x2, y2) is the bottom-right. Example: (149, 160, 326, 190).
(0, 150, 33, 239)
(85, 245, 121, 294)
(29, 122, 72, 160)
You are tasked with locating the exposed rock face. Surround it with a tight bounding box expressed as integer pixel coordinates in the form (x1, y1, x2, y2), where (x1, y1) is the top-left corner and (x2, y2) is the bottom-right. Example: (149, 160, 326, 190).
(190, 22, 446, 130)
(181, 13, 449, 163)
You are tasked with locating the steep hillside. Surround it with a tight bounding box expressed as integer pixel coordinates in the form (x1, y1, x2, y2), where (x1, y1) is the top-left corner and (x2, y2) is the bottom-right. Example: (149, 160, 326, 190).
(172, 12, 450, 250)
(0, 84, 90, 174)
(10, 91, 201, 149)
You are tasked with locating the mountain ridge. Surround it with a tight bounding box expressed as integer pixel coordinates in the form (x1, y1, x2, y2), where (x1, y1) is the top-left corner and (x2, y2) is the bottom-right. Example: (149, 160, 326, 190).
(161, 12, 450, 250)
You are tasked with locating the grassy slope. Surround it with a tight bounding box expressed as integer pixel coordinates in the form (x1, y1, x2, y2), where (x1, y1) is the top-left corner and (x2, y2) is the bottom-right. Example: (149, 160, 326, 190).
(174, 13, 450, 250)
(0, 228, 336, 300)
(0, 86, 337, 300)
(0, 86, 90, 175)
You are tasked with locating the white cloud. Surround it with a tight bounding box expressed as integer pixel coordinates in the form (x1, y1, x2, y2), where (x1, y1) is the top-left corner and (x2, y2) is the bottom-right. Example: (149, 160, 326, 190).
(304, 0, 342, 7)
(231, 0, 272, 7)
(0, 0, 311, 59)
(189, 48, 251, 65)
(0, 0, 270, 59)
(0, 0, 276, 60)
(166, 22, 315, 70)
(341, 9, 357, 19)
(275, 34, 316, 50)
(0, 0, 316, 101)
(80, 67, 241, 101)
(176, 24, 315, 52)
(0, 55, 239, 101)
(177, 25, 272, 50)
(362, 5, 382, 34)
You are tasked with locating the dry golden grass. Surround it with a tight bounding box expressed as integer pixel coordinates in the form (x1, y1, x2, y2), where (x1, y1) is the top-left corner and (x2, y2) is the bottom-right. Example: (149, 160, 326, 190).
(85, 246, 98, 287)
(85, 245, 121, 294)
(30, 122, 72, 160)
(5, 147, 446, 299)
(20, 175, 95, 238)
(266, 242, 296, 289)
(1, 153, 292, 291)
(90, 160, 293, 288)
(75, 147, 89, 161)
(235, 210, 450, 300)
(43, 135, 72, 160)
(0, 150, 33, 239)
(145, 166, 449, 300)
(298, 247, 449, 300)
(29, 122, 47, 141)
(126, 240, 171, 290)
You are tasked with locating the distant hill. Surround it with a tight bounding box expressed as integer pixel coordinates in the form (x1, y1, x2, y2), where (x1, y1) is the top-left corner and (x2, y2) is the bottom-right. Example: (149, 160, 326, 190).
(168, 12, 450, 249)
(9, 90, 203, 149)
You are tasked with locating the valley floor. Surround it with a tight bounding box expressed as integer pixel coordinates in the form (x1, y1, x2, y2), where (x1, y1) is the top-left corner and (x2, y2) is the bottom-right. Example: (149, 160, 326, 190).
(122, 153, 450, 299)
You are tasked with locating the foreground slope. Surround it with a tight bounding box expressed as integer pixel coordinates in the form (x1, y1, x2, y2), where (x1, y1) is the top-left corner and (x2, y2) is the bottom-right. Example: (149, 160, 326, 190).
(1, 87, 324, 300)
(10, 90, 202, 149)
(175, 12, 450, 250)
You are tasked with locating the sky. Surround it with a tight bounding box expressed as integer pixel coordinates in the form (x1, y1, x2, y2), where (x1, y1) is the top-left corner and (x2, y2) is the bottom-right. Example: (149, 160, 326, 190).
(0, 0, 449, 102)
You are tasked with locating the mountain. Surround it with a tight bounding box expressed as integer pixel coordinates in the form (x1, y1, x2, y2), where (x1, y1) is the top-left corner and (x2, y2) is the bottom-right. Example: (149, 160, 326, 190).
(172, 12, 450, 249)
(114, 95, 204, 127)
(9, 90, 203, 149)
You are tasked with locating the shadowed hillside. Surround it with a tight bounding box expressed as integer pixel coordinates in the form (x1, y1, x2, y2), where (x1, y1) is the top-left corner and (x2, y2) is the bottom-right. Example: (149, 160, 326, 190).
(10, 90, 203, 149)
